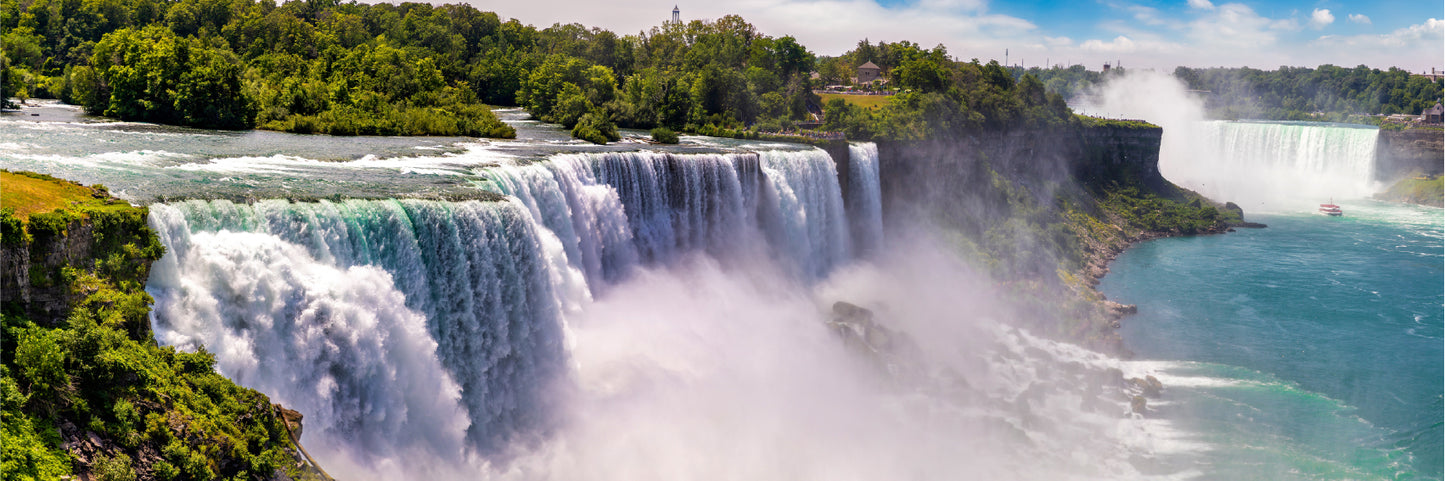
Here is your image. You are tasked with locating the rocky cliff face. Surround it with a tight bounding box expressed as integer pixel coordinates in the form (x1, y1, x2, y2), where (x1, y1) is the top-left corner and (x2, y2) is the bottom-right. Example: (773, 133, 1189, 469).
(873, 125, 1169, 237)
(859, 125, 1230, 356)
(2, 217, 104, 325)
(1376, 129, 1444, 181)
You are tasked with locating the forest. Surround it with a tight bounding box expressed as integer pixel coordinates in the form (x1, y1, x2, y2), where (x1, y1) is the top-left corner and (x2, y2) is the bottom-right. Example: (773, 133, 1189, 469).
(0, 0, 1072, 142)
(1172, 65, 1443, 121)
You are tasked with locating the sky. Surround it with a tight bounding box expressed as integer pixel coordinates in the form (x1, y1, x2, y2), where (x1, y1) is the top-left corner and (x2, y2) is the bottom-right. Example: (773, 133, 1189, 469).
(459, 0, 1443, 73)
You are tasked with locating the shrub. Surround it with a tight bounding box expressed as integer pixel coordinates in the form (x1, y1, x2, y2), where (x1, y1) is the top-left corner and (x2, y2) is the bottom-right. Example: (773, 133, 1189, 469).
(650, 127, 679, 144)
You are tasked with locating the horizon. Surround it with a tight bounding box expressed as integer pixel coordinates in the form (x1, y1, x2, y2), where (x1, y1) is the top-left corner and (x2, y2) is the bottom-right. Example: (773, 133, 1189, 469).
(406, 0, 1443, 74)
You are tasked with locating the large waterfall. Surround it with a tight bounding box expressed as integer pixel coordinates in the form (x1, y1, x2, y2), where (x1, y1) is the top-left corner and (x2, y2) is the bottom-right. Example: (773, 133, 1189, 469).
(143, 145, 1165, 480)
(1160, 121, 1380, 210)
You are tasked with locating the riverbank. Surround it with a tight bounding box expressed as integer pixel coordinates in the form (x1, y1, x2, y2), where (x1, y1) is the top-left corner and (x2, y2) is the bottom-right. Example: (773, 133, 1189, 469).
(1375, 174, 1444, 207)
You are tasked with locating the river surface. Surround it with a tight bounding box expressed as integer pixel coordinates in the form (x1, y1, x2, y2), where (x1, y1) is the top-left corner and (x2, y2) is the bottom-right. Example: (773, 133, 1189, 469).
(1100, 201, 1444, 480)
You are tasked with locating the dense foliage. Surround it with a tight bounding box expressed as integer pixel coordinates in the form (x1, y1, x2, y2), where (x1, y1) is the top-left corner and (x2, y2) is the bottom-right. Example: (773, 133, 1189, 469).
(817, 42, 1075, 141)
(1172, 65, 1442, 119)
(0, 0, 1081, 141)
(0, 178, 319, 481)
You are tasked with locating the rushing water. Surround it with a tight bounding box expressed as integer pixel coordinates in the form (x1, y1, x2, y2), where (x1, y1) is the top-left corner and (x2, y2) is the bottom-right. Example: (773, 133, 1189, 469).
(1159, 121, 1381, 212)
(1100, 200, 1444, 480)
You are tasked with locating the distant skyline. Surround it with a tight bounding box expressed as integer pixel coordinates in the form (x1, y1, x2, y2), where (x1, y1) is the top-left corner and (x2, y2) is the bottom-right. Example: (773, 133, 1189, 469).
(455, 0, 1442, 73)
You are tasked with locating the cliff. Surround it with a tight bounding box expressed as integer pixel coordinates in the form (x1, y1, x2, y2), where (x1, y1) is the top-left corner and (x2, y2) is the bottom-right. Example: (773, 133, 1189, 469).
(864, 124, 1238, 355)
(1, 172, 327, 481)
(1375, 129, 1444, 181)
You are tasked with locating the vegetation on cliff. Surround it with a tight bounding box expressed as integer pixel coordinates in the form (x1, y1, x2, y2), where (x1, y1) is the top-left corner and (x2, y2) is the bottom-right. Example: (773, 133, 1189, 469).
(1375, 175, 1444, 208)
(1, 172, 320, 481)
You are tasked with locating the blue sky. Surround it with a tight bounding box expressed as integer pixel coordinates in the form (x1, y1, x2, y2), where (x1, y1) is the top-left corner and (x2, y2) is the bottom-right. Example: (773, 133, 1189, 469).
(469, 0, 1442, 72)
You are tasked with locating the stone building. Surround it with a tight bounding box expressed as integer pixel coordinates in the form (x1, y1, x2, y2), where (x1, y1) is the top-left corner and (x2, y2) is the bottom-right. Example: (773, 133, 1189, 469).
(856, 61, 882, 84)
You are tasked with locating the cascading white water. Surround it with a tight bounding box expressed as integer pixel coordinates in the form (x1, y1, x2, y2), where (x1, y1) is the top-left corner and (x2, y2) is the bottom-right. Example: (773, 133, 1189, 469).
(147, 198, 572, 460)
(1076, 70, 1382, 211)
(1163, 121, 1380, 210)
(142, 146, 1176, 480)
(484, 149, 852, 282)
(847, 143, 885, 256)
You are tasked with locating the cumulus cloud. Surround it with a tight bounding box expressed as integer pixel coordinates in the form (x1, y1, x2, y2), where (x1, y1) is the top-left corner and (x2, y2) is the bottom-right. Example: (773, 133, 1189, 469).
(1309, 9, 1335, 29)
(1348, 14, 1371, 25)
(1081, 36, 1137, 53)
(1316, 18, 1444, 48)
(1187, 0, 1214, 10)
(1188, 3, 1281, 48)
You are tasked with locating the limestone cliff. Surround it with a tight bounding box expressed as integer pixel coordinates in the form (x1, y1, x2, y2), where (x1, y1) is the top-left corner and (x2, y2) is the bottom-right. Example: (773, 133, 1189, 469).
(1375, 129, 1444, 181)
(849, 124, 1238, 355)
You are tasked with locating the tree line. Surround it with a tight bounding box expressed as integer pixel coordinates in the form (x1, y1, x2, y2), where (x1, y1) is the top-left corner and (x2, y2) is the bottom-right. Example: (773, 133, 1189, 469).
(1012, 63, 1443, 121)
(1, 0, 1084, 141)
(1172, 65, 1444, 120)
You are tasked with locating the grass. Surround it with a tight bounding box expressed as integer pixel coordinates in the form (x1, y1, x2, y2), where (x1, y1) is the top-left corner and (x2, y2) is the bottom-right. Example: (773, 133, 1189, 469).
(1376, 174, 1444, 207)
(819, 93, 893, 110)
(1, 171, 121, 219)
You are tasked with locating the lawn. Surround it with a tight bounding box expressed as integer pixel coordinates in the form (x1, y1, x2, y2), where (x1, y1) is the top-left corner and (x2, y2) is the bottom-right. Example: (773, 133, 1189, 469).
(1, 170, 118, 219)
(819, 93, 894, 110)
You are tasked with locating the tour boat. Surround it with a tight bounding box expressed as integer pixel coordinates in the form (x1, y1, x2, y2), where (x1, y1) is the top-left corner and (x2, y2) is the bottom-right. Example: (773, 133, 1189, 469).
(1319, 201, 1343, 216)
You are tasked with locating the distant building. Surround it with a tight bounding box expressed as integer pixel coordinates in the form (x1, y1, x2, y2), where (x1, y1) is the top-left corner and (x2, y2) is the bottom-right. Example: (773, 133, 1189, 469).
(671, 5, 680, 24)
(1417, 68, 1445, 82)
(856, 61, 882, 84)
(1423, 103, 1443, 123)
(1102, 62, 1111, 73)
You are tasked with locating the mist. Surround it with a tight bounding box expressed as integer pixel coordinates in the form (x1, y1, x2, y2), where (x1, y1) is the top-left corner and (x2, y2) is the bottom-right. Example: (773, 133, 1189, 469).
(1076, 70, 1382, 212)
(498, 233, 1178, 481)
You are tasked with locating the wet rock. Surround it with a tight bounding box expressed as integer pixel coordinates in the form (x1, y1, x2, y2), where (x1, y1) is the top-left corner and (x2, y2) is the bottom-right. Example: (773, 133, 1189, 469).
(1130, 395, 1148, 414)
(1128, 375, 1164, 398)
(277, 405, 304, 440)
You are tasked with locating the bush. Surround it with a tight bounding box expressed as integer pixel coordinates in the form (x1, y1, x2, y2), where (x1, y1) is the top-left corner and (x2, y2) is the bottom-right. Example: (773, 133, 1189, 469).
(650, 127, 679, 144)
(572, 111, 620, 144)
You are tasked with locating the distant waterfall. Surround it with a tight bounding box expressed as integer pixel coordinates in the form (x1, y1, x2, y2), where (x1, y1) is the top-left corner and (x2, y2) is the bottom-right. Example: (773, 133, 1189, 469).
(848, 143, 884, 256)
(1161, 121, 1380, 209)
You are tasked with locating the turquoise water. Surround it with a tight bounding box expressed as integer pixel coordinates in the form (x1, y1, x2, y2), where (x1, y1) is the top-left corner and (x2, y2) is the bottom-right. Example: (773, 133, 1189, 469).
(1100, 200, 1444, 479)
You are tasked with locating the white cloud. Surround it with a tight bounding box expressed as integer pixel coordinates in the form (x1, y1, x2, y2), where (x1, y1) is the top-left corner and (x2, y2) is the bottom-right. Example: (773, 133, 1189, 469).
(1187, 0, 1214, 10)
(1348, 14, 1371, 25)
(1081, 36, 1137, 53)
(1309, 9, 1334, 29)
(1316, 18, 1443, 48)
(1188, 3, 1280, 48)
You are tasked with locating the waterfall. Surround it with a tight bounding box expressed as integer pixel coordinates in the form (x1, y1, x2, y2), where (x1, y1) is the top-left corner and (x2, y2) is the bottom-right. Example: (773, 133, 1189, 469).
(482, 148, 853, 282)
(847, 143, 884, 256)
(1161, 121, 1380, 210)
(147, 198, 571, 458)
(145, 146, 874, 467)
